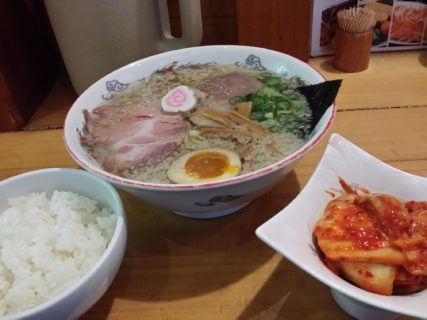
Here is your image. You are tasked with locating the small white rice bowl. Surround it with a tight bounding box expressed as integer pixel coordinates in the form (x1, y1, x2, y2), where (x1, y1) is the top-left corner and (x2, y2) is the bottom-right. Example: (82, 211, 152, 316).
(0, 168, 126, 320)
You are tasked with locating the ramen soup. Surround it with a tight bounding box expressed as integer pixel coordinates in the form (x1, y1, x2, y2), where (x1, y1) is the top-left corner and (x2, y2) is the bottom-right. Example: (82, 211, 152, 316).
(83, 64, 311, 184)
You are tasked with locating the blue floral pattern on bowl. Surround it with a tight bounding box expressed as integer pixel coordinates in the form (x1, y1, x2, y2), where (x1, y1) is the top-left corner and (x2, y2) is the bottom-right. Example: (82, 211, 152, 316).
(237, 54, 266, 71)
(102, 80, 129, 100)
(195, 194, 243, 207)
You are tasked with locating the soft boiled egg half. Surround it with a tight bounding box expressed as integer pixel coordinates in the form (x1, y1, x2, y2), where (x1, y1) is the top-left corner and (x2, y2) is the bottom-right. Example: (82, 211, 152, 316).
(167, 148, 242, 184)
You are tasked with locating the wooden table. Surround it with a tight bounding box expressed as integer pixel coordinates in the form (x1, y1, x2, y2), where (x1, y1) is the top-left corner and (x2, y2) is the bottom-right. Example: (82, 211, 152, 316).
(1, 50, 426, 319)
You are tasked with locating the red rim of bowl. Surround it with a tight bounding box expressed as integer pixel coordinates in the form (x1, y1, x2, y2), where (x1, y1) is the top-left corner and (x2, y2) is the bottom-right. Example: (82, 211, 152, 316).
(63, 45, 334, 190)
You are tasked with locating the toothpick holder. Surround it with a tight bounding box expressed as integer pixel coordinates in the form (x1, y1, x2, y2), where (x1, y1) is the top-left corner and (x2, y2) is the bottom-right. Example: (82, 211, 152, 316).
(333, 28, 373, 73)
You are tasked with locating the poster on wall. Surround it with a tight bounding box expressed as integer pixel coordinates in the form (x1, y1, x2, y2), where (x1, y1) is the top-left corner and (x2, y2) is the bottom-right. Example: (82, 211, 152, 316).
(310, 0, 427, 56)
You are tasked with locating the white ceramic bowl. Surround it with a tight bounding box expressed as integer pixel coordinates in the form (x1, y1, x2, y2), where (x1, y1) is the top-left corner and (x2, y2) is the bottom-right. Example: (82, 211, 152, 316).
(63, 45, 336, 219)
(256, 133, 427, 320)
(0, 168, 127, 320)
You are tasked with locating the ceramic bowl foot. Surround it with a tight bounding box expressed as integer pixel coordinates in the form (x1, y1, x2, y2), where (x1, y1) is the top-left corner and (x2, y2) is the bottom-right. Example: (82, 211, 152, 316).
(331, 288, 400, 320)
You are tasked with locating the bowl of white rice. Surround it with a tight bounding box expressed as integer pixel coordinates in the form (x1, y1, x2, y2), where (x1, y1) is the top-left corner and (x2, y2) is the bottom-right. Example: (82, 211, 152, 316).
(0, 168, 127, 319)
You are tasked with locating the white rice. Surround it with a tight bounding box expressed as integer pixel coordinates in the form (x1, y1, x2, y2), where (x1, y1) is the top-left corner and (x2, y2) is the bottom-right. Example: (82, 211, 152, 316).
(0, 191, 117, 317)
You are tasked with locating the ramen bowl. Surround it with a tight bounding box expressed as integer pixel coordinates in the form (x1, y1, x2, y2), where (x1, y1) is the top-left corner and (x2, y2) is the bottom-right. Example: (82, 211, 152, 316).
(256, 133, 427, 320)
(0, 168, 126, 320)
(63, 45, 336, 219)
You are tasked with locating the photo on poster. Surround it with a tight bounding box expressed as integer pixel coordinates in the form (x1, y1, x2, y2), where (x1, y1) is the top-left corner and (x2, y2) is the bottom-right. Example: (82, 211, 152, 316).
(310, 0, 427, 56)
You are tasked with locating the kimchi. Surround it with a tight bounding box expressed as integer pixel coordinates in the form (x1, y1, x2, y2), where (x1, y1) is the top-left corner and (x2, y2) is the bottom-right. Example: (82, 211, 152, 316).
(314, 177, 427, 295)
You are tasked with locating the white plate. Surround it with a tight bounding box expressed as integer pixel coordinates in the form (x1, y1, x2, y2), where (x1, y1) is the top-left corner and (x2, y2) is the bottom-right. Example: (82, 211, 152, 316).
(256, 133, 427, 320)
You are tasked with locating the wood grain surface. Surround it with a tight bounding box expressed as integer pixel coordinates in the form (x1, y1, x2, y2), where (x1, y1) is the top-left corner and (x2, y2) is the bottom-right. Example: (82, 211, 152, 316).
(236, 0, 312, 62)
(0, 50, 426, 319)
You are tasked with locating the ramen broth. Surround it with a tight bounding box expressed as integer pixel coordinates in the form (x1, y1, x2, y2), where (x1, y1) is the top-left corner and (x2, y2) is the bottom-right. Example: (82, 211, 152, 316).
(83, 64, 310, 184)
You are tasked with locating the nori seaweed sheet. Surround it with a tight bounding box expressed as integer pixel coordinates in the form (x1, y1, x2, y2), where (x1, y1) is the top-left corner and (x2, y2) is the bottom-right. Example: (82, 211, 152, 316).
(297, 79, 342, 136)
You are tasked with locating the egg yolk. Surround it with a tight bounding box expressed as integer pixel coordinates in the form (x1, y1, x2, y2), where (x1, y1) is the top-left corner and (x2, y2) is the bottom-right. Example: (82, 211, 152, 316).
(184, 152, 238, 179)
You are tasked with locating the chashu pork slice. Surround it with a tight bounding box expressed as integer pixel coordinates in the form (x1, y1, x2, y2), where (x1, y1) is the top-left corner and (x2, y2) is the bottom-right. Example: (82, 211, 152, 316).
(84, 105, 188, 173)
(197, 72, 262, 100)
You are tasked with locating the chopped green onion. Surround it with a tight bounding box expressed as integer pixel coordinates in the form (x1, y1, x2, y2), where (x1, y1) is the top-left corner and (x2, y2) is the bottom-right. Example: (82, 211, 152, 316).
(230, 73, 311, 134)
